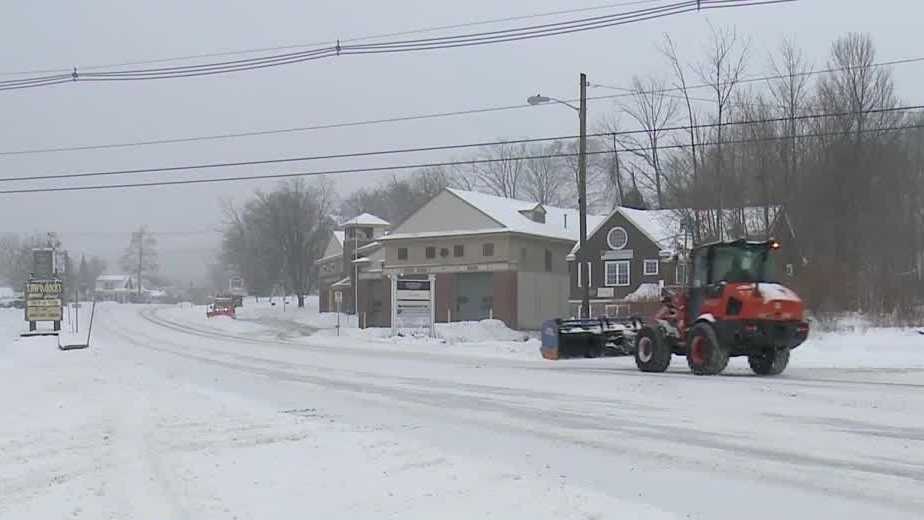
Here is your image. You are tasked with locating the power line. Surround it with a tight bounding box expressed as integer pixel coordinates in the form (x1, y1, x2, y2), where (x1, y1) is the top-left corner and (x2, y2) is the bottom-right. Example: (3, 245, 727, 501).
(590, 56, 924, 97)
(1, 120, 920, 196)
(2, 104, 920, 185)
(0, 0, 788, 90)
(3, 51, 919, 159)
(0, 0, 673, 77)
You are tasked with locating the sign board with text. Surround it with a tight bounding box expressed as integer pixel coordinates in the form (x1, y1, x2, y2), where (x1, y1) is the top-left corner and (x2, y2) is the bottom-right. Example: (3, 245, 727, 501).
(32, 249, 55, 279)
(24, 279, 63, 322)
(392, 276, 435, 335)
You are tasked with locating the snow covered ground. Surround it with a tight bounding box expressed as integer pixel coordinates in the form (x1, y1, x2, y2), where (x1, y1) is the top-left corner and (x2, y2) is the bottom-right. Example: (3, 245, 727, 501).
(2, 302, 923, 519)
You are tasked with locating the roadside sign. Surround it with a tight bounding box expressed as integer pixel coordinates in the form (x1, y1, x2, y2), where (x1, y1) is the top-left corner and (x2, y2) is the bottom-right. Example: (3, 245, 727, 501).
(32, 249, 55, 278)
(24, 279, 63, 322)
(391, 275, 435, 336)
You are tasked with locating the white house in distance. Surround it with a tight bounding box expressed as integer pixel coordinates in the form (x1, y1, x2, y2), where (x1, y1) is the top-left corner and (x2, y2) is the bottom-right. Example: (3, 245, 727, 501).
(95, 274, 136, 303)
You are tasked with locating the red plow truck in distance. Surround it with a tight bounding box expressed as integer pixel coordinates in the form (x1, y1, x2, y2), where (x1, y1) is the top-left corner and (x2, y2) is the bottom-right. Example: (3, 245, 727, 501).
(540, 239, 809, 376)
(206, 296, 236, 319)
(635, 239, 809, 375)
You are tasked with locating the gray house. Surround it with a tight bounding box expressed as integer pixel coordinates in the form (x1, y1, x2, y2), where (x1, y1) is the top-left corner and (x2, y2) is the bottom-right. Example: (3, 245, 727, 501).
(380, 188, 606, 330)
(568, 207, 681, 318)
(568, 205, 785, 318)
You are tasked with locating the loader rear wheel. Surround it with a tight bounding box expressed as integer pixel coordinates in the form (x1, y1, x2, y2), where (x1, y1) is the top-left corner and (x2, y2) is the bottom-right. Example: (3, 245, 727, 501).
(635, 327, 671, 373)
(748, 348, 790, 376)
(686, 323, 729, 375)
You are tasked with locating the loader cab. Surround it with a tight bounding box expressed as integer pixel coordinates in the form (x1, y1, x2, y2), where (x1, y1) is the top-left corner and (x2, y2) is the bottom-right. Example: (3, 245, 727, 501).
(685, 239, 780, 322)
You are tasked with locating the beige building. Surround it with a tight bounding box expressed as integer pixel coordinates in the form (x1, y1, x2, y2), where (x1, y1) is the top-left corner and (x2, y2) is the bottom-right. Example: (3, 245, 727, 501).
(380, 188, 605, 329)
(316, 213, 392, 326)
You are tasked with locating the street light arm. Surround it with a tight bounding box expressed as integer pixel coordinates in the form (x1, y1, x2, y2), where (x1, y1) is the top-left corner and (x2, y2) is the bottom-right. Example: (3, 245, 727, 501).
(547, 97, 580, 112)
(526, 93, 579, 112)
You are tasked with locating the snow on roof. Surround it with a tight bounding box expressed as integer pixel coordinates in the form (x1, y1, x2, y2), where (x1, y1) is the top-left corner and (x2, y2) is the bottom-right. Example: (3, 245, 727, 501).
(619, 207, 682, 249)
(624, 282, 662, 302)
(97, 274, 132, 282)
(571, 207, 680, 255)
(342, 213, 390, 227)
(442, 188, 606, 242)
(355, 240, 381, 253)
(331, 277, 352, 288)
(571, 205, 781, 256)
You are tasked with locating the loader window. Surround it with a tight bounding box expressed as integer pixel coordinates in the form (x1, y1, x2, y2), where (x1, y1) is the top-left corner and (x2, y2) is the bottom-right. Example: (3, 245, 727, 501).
(691, 250, 708, 288)
(712, 245, 777, 283)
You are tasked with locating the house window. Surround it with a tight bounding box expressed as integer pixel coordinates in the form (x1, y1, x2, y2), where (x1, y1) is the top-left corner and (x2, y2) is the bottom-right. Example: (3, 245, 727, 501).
(483, 243, 495, 257)
(397, 248, 408, 260)
(605, 260, 630, 287)
(644, 259, 659, 276)
(577, 262, 592, 288)
(607, 227, 629, 250)
(605, 304, 628, 317)
(426, 246, 436, 259)
(454, 245, 464, 257)
(545, 249, 553, 272)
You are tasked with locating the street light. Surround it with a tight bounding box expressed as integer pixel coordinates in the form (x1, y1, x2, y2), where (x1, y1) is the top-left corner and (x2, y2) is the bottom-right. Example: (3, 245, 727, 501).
(526, 73, 590, 319)
(526, 94, 579, 112)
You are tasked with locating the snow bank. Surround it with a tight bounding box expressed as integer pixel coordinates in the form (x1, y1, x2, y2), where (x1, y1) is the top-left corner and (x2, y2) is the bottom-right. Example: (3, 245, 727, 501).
(624, 282, 661, 302)
(435, 319, 530, 343)
(793, 327, 924, 368)
(235, 295, 359, 329)
(311, 319, 540, 360)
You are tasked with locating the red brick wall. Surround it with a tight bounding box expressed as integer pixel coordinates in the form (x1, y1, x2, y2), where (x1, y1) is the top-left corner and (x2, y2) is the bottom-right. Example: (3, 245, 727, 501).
(492, 271, 518, 328)
(434, 273, 457, 323)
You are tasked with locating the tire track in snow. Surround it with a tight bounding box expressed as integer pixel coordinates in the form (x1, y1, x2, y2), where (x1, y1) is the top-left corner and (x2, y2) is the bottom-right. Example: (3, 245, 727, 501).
(98, 307, 924, 513)
(145, 305, 924, 392)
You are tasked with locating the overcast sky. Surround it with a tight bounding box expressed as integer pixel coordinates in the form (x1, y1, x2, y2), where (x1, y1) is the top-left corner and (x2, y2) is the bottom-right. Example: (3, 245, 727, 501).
(0, 0, 920, 283)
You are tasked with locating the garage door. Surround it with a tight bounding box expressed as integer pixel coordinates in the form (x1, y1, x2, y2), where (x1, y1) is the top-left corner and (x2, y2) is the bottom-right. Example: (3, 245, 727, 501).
(455, 272, 493, 321)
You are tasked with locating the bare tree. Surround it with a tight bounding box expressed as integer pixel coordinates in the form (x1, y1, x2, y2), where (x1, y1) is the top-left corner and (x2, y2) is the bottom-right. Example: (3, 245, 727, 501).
(521, 142, 572, 206)
(694, 23, 750, 238)
(618, 74, 679, 208)
(120, 226, 158, 295)
(767, 36, 813, 192)
(660, 34, 701, 196)
(223, 178, 336, 306)
(472, 142, 528, 198)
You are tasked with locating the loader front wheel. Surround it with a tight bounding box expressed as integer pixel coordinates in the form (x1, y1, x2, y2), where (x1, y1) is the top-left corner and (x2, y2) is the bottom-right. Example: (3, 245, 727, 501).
(635, 327, 672, 373)
(748, 348, 790, 376)
(686, 323, 729, 375)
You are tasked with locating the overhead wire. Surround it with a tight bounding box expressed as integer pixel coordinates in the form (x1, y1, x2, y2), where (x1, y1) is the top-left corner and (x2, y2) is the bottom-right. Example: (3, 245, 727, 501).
(6, 48, 920, 159)
(1, 120, 920, 195)
(0, 0, 673, 77)
(1, 104, 921, 189)
(0, 0, 790, 88)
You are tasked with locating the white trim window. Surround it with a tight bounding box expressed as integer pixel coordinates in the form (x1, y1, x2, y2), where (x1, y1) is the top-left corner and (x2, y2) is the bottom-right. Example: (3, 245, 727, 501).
(643, 259, 659, 276)
(605, 260, 630, 287)
(607, 227, 629, 250)
(577, 261, 592, 287)
(605, 304, 628, 317)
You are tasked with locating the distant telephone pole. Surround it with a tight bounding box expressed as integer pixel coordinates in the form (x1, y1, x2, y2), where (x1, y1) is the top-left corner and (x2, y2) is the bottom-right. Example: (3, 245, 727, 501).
(137, 229, 143, 297)
(578, 72, 589, 319)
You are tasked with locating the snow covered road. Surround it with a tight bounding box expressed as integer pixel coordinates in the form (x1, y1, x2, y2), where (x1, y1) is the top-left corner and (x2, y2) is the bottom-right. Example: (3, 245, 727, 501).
(3, 304, 923, 519)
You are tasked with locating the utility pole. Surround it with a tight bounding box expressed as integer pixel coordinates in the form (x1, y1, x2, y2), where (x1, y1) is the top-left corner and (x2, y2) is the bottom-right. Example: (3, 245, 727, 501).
(578, 72, 590, 319)
(137, 229, 143, 298)
(354, 230, 359, 320)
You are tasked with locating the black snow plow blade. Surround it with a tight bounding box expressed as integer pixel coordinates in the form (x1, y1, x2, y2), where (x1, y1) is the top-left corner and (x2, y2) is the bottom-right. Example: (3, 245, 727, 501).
(541, 317, 641, 360)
